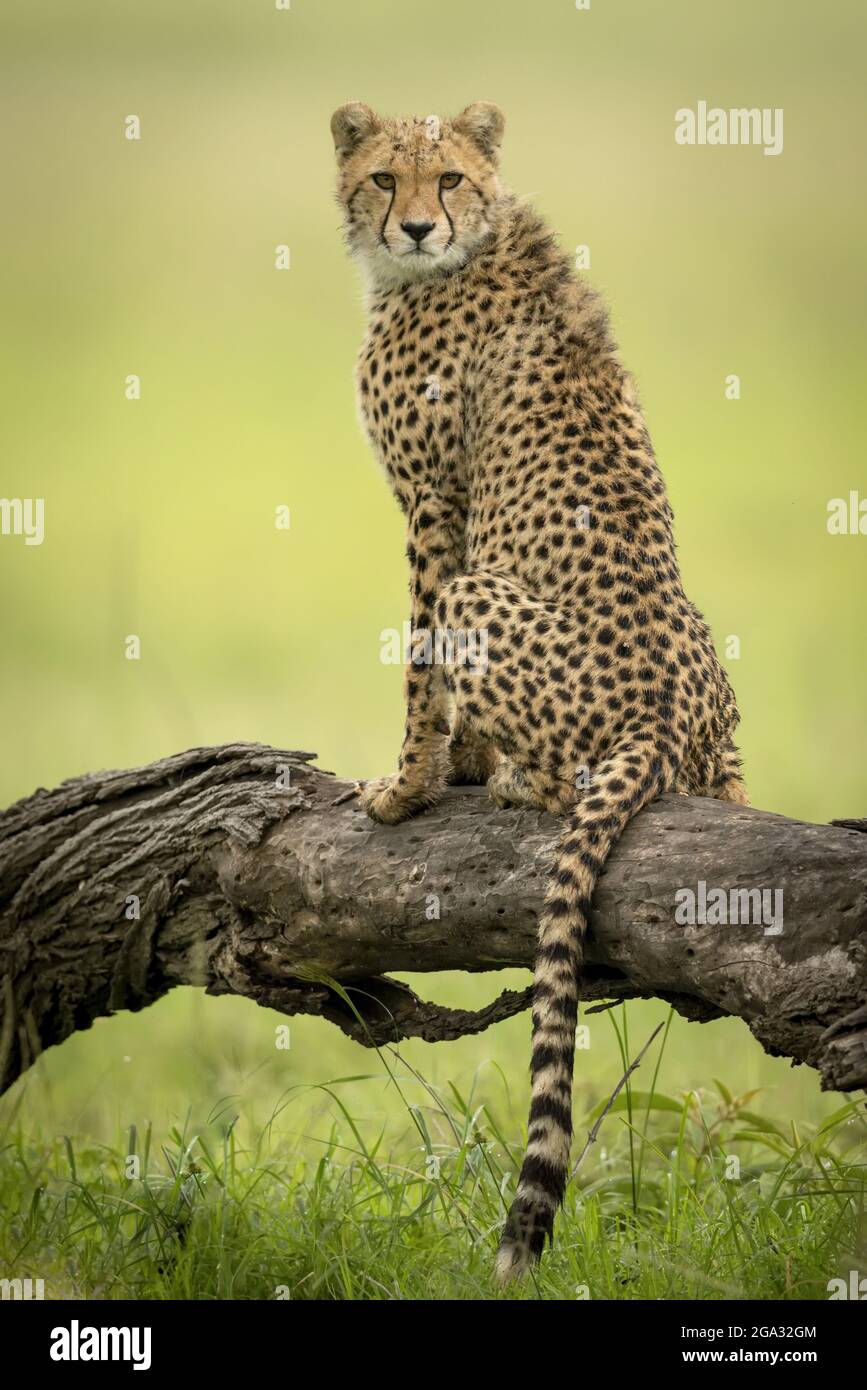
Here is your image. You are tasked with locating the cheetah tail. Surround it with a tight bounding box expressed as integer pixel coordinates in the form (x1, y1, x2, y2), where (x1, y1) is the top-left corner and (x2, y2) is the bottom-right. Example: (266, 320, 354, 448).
(495, 745, 665, 1285)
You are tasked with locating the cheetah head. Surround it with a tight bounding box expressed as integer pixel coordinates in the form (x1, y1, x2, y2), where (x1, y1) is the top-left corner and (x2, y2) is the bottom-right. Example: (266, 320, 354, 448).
(331, 102, 505, 290)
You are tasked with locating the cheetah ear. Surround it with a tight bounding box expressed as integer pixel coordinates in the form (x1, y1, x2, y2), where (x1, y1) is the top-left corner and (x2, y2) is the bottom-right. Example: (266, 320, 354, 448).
(453, 102, 505, 160)
(331, 103, 381, 161)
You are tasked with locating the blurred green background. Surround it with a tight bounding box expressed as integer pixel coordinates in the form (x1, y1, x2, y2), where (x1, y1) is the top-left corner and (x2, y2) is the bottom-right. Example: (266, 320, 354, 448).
(1, 0, 865, 1191)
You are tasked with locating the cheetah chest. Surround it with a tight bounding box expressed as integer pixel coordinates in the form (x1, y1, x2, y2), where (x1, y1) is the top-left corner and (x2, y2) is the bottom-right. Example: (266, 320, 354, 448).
(357, 302, 472, 508)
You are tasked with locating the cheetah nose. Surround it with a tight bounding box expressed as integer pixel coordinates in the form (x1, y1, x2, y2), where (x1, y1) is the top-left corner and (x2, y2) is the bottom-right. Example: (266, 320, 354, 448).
(401, 220, 435, 244)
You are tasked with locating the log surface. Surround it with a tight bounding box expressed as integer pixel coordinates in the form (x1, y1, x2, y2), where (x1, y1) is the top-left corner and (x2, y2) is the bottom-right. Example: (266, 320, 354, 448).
(1, 743, 865, 1096)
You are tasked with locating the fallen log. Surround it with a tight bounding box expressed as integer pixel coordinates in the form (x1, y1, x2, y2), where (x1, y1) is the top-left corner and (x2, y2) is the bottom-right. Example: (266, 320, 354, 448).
(0, 743, 864, 1097)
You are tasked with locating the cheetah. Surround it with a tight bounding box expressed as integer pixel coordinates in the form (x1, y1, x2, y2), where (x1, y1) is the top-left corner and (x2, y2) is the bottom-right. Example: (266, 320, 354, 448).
(331, 100, 748, 1283)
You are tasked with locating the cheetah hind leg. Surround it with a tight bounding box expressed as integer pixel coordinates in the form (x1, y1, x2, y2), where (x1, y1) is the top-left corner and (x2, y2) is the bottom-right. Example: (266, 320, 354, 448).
(447, 730, 539, 811)
(711, 738, 749, 806)
(487, 760, 546, 810)
(447, 722, 500, 786)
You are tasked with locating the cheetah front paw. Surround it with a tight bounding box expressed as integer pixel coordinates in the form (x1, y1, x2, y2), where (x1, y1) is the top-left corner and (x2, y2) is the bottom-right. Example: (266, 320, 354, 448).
(357, 775, 438, 825)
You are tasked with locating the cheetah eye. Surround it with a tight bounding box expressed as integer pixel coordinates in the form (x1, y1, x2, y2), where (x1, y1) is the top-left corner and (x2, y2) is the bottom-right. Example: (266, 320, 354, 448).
(440, 172, 463, 189)
(372, 172, 395, 190)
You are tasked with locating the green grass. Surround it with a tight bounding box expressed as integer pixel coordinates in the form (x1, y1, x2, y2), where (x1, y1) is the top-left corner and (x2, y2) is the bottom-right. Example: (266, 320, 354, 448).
(3, 1009, 864, 1301)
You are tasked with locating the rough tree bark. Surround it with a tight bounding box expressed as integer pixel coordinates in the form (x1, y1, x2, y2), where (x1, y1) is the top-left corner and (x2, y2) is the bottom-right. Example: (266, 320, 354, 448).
(0, 743, 865, 1099)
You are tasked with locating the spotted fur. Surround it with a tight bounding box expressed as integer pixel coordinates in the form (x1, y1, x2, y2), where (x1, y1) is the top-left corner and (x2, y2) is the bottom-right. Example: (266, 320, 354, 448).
(331, 102, 748, 1282)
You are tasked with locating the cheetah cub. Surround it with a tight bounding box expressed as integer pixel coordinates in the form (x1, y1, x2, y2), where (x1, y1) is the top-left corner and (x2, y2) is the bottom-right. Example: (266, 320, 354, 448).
(331, 101, 748, 1283)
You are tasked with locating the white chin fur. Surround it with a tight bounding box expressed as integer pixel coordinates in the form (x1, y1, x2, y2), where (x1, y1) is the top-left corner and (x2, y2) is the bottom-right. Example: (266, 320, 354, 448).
(356, 237, 484, 294)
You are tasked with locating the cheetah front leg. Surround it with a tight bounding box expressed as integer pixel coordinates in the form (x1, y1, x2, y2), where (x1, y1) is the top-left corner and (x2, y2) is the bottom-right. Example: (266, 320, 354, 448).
(359, 491, 462, 825)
